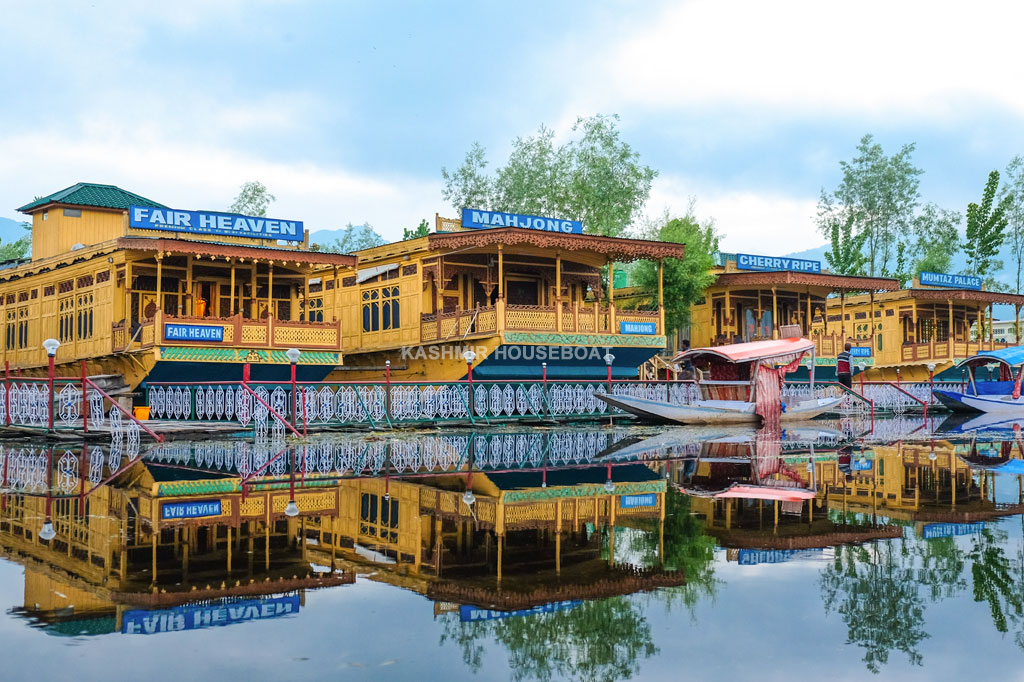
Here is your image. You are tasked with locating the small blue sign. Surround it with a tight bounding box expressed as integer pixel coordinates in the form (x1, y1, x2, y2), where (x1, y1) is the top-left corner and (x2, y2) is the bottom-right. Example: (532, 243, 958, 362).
(123, 594, 300, 634)
(165, 324, 225, 343)
(161, 499, 222, 520)
(619, 493, 658, 509)
(851, 459, 873, 471)
(129, 206, 303, 242)
(920, 271, 982, 290)
(922, 521, 986, 540)
(736, 254, 821, 273)
(738, 548, 824, 566)
(461, 208, 583, 234)
(459, 600, 581, 623)
(849, 346, 872, 358)
(619, 321, 657, 335)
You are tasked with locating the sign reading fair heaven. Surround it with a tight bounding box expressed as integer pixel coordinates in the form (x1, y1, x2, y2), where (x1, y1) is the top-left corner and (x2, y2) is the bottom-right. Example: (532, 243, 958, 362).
(920, 271, 982, 290)
(461, 208, 584, 234)
(736, 254, 822, 273)
(129, 206, 304, 242)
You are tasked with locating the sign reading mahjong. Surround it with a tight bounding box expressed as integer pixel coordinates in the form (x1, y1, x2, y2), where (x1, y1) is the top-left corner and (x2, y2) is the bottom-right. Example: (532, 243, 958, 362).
(129, 206, 303, 242)
(461, 208, 583, 234)
(919, 271, 982, 290)
(736, 254, 821, 273)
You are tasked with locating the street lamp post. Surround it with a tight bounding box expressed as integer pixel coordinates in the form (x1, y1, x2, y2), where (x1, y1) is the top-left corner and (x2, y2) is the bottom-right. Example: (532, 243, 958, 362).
(464, 350, 476, 416)
(604, 352, 615, 393)
(42, 338, 60, 432)
(285, 448, 300, 518)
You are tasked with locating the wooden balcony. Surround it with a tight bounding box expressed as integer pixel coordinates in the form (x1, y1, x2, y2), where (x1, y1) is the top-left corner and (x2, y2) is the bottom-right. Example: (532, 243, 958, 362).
(112, 312, 342, 352)
(419, 303, 662, 342)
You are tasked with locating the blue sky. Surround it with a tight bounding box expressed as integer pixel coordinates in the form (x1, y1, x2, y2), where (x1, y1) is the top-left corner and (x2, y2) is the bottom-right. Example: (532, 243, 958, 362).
(3, 0, 1024, 256)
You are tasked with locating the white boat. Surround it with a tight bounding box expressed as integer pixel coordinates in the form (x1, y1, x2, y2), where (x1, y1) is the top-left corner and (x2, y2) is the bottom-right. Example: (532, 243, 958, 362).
(932, 346, 1024, 414)
(597, 337, 843, 425)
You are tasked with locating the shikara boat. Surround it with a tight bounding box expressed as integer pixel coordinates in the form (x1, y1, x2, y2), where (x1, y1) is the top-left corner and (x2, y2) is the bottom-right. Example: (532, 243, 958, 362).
(932, 346, 1024, 414)
(597, 337, 842, 425)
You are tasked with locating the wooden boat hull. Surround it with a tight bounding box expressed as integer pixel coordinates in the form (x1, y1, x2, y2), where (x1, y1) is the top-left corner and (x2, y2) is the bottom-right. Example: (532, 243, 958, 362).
(595, 393, 843, 425)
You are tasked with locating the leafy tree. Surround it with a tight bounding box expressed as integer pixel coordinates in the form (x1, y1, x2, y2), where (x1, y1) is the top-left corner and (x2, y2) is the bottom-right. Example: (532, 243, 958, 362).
(963, 170, 1013, 283)
(313, 223, 386, 253)
(817, 134, 923, 277)
(824, 214, 869, 276)
(403, 218, 430, 240)
(911, 203, 961, 275)
(442, 115, 657, 237)
(0, 236, 30, 261)
(229, 180, 276, 217)
(632, 205, 719, 335)
(968, 528, 1024, 642)
(1001, 156, 1024, 294)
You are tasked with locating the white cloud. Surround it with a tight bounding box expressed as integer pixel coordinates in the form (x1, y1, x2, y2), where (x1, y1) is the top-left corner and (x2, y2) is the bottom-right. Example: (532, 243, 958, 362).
(596, 0, 1024, 119)
(0, 132, 441, 242)
(648, 175, 823, 255)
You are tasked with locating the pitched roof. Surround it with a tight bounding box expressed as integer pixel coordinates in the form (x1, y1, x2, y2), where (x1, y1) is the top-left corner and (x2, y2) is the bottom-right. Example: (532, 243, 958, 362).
(18, 183, 167, 213)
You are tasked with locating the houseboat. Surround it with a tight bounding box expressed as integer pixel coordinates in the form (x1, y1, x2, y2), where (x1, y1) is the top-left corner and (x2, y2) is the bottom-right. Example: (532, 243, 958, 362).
(8, 186, 680, 388)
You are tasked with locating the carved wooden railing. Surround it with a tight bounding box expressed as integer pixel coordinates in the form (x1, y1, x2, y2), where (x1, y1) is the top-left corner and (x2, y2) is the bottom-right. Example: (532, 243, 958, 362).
(114, 313, 342, 351)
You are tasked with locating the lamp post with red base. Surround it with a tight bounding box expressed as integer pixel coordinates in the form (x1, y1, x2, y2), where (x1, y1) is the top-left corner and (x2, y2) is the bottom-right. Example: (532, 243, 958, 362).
(42, 339, 60, 432)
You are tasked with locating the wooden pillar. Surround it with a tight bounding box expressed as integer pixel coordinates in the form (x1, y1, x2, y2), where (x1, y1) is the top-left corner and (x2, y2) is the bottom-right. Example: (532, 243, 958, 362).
(151, 533, 158, 583)
(497, 246, 504, 300)
(805, 287, 812, 336)
(608, 258, 616, 334)
(250, 262, 258, 320)
(948, 299, 954, 354)
(497, 533, 503, 584)
(555, 499, 562, 575)
(555, 252, 563, 333)
(840, 291, 846, 338)
(658, 260, 665, 336)
(989, 303, 995, 348)
(182, 533, 189, 582)
(757, 290, 763, 338)
(230, 261, 236, 315)
(226, 526, 232, 574)
(771, 287, 778, 339)
(155, 255, 163, 313)
(264, 521, 270, 571)
(185, 255, 193, 316)
(267, 263, 275, 319)
(869, 291, 875, 350)
(331, 266, 339, 321)
(724, 289, 731, 340)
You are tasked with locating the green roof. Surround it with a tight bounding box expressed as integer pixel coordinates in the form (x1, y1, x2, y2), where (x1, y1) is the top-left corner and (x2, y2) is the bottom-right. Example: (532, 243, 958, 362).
(18, 183, 167, 213)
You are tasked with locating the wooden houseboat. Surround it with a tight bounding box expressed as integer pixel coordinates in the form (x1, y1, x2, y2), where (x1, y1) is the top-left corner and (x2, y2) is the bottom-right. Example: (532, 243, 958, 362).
(10, 183, 356, 389)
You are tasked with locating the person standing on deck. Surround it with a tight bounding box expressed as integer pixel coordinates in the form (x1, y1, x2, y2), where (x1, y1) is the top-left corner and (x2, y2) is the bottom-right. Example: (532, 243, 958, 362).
(836, 342, 853, 389)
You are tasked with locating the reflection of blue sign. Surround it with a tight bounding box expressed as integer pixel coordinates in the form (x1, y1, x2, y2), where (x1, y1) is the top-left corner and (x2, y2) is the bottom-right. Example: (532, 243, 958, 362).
(851, 459, 873, 471)
(738, 548, 824, 565)
(461, 208, 583, 234)
(129, 206, 303, 242)
(920, 271, 982, 290)
(123, 595, 300, 634)
(922, 522, 986, 539)
(619, 321, 657, 335)
(620, 493, 658, 509)
(162, 500, 222, 520)
(849, 346, 872, 357)
(165, 324, 224, 342)
(459, 600, 581, 622)
(736, 254, 821, 273)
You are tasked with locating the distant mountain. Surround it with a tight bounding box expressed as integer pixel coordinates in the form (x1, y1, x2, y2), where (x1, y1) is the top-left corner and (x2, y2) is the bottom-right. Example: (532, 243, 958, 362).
(0, 217, 28, 245)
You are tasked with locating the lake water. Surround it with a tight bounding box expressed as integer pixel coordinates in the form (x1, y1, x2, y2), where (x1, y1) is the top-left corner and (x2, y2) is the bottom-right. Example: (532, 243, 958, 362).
(1, 414, 1024, 681)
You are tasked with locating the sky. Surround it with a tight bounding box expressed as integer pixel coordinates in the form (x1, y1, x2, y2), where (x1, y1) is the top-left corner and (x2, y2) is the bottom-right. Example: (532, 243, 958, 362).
(3, 0, 1024, 256)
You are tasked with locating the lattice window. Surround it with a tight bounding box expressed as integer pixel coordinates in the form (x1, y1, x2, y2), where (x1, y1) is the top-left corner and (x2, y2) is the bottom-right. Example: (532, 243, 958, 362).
(16, 306, 28, 349)
(4, 310, 13, 351)
(77, 292, 95, 340)
(59, 296, 75, 343)
(361, 286, 400, 332)
(360, 492, 398, 542)
(301, 296, 324, 322)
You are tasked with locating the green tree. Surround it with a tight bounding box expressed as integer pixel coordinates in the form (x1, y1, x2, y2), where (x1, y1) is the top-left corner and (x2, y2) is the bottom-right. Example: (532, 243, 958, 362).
(817, 134, 923, 277)
(1001, 156, 1024, 293)
(442, 115, 657, 237)
(403, 218, 430, 240)
(632, 206, 719, 336)
(229, 180, 276, 217)
(313, 222, 385, 253)
(824, 214, 869, 276)
(911, 203, 961, 275)
(963, 170, 1013, 283)
(0, 236, 30, 261)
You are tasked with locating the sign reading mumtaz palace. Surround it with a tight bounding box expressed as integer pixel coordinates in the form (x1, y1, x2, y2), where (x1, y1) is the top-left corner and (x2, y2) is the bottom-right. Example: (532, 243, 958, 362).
(129, 206, 304, 242)
(461, 208, 584, 234)
(736, 253, 822, 273)
(919, 271, 982, 290)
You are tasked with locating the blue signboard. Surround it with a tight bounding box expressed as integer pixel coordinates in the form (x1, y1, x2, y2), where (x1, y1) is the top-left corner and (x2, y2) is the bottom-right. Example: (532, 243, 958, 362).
(123, 594, 300, 634)
(461, 208, 584, 234)
(619, 493, 658, 509)
(129, 206, 303, 242)
(920, 271, 982, 290)
(459, 600, 581, 623)
(161, 499, 222, 520)
(922, 521, 986, 540)
(849, 346, 872, 358)
(736, 254, 821, 273)
(738, 548, 824, 566)
(619, 321, 658, 335)
(165, 324, 225, 342)
(851, 459, 873, 471)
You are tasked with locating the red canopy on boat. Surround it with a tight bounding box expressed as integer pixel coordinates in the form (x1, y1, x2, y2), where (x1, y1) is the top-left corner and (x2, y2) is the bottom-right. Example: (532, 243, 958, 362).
(674, 337, 814, 365)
